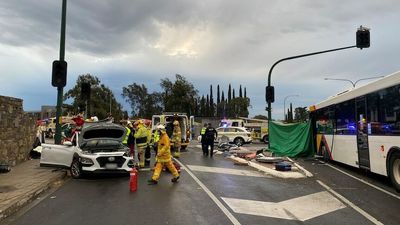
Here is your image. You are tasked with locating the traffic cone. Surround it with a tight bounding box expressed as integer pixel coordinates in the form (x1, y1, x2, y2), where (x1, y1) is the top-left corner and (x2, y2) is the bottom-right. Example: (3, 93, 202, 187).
(130, 168, 138, 192)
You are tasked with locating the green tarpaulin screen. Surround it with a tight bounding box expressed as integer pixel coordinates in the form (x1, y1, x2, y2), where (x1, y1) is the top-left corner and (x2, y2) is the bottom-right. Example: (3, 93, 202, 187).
(269, 121, 314, 157)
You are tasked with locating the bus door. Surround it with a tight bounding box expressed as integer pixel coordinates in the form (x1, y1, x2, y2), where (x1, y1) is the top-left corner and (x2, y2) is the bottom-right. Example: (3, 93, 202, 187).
(356, 96, 370, 169)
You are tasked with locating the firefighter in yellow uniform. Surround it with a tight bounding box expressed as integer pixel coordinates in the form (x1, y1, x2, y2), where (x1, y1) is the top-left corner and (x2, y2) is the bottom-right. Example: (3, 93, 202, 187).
(134, 120, 149, 168)
(148, 124, 180, 185)
(171, 120, 182, 158)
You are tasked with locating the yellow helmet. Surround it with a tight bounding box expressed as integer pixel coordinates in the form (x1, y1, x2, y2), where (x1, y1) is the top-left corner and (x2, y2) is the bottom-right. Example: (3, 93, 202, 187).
(173, 120, 179, 126)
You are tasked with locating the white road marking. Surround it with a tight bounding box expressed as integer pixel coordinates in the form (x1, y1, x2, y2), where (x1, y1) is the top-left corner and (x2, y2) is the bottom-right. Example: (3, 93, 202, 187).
(222, 191, 346, 221)
(174, 159, 241, 225)
(317, 180, 384, 225)
(187, 165, 266, 177)
(320, 160, 400, 200)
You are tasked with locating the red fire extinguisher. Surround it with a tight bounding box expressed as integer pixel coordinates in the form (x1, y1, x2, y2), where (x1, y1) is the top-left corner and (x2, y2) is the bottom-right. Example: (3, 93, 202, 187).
(130, 168, 138, 192)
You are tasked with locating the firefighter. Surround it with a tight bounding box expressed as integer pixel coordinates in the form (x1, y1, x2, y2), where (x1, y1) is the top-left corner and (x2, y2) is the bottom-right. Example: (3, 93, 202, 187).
(134, 120, 149, 168)
(145, 122, 152, 167)
(171, 120, 182, 158)
(126, 121, 136, 159)
(148, 124, 180, 185)
(122, 121, 131, 147)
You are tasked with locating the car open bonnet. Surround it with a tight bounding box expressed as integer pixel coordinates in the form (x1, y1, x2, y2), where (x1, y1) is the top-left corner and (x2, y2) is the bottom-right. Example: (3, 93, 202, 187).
(79, 122, 126, 144)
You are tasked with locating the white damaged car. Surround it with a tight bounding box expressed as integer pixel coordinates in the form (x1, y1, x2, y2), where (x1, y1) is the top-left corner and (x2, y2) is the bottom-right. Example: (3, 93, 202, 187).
(40, 122, 134, 178)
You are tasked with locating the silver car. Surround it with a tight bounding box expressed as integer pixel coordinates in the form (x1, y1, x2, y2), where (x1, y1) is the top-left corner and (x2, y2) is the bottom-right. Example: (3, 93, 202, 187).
(40, 122, 134, 178)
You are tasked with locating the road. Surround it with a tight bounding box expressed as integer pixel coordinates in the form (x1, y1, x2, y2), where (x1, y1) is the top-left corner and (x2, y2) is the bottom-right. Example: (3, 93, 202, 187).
(10, 143, 400, 225)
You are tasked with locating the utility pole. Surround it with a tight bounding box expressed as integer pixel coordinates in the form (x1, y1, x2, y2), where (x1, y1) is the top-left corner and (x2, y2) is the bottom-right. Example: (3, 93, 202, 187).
(54, 0, 67, 144)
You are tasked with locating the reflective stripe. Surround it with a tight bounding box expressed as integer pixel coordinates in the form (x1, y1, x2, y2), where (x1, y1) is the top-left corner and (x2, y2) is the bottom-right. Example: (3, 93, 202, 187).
(201, 127, 206, 135)
(122, 127, 131, 144)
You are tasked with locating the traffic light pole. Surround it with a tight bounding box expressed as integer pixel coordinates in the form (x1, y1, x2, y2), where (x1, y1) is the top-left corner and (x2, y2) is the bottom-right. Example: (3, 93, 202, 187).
(54, 0, 67, 144)
(266, 45, 356, 122)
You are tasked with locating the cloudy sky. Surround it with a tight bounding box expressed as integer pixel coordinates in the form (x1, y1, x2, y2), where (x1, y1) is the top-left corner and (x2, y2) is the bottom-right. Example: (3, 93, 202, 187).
(1, 0, 399, 119)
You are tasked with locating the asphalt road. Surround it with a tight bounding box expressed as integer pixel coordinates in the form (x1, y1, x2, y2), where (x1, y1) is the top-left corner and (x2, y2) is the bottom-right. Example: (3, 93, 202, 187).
(10, 143, 400, 225)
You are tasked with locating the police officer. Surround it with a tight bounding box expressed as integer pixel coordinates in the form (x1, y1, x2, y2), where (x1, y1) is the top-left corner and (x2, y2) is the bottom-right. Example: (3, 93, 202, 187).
(204, 123, 217, 157)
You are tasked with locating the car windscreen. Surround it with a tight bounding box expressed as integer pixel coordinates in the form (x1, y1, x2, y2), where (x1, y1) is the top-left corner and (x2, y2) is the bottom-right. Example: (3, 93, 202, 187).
(82, 129, 124, 139)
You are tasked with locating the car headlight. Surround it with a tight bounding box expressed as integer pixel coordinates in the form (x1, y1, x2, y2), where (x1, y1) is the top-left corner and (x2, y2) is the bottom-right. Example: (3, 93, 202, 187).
(81, 151, 95, 155)
(80, 157, 94, 166)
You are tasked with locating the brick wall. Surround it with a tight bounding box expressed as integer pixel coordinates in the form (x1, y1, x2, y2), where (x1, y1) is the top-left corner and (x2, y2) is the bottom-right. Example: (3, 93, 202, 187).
(0, 95, 36, 166)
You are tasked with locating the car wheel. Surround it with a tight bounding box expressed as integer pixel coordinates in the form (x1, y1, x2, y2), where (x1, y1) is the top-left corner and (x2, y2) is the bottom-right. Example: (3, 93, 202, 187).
(389, 151, 400, 192)
(70, 158, 82, 179)
(262, 135, 269, 144)
(234, 137, 244, 146)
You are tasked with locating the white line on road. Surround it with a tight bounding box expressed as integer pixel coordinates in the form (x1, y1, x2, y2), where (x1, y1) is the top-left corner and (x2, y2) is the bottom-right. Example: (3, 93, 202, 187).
(317, 180, 384, 225)
(320, 161, 400, 200)
(174, 159, 241, 225)
(187, 165, 266, 177)
(222, 191, 345, 221)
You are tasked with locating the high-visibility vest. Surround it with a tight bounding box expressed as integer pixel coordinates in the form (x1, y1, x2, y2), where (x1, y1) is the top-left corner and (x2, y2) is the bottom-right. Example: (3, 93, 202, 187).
(200, 127, 206, 135)
(122, 127, 131, 145)
(134, 125, 148, 148)
(153, 131, 160, 143)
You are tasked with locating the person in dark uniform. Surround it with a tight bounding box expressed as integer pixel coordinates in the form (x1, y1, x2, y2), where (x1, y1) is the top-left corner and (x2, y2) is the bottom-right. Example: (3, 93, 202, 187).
(204, 123, 218, 157)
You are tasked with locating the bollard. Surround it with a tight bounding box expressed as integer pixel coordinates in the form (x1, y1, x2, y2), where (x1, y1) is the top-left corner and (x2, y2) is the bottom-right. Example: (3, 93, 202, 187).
(130, 168, 138, 192)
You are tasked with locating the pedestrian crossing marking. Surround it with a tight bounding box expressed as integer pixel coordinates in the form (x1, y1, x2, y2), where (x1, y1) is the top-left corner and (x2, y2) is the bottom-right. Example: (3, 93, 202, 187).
(222, 191, 346, 221)
(187, 165, 267, 177)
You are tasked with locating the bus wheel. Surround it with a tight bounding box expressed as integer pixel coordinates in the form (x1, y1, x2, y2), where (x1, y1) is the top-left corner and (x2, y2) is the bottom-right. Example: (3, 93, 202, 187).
(389, 151, 400, 192)
(262, 135, 268, 144)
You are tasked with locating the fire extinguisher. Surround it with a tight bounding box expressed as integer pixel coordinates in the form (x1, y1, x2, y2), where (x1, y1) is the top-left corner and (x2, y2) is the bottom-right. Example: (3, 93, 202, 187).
(130, 168, 138, 192)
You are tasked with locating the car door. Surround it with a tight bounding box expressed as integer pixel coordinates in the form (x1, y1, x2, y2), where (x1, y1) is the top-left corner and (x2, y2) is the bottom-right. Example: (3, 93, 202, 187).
(40, 134, 76, 168)
(225, 127, 236, 142)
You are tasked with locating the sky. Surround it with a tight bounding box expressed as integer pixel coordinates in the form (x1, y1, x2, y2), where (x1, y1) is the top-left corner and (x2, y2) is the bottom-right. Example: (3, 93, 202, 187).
(1, 0, 400, 120)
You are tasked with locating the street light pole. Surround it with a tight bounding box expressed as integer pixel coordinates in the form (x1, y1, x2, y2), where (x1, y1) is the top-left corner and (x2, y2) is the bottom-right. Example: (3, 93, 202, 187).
(54, 0, 67, 145)
(283, 94, 299, 120)
(324, 76, 384, 88)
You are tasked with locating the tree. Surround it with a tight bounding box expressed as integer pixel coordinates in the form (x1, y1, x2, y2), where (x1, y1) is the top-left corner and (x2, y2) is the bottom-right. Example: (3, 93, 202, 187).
(253, 115, 268, 120)
(64, 74, 125, 121)
(228, 84, 232, 102)
(233, 88, 236, 99)
(244, 87, 247, 98)
(295, 107, 309, 122)
(200, 95, 206, 116)
(210, 85, 214, 117)
(239, 85, 243, 98)
(217, 85, 220, 104)
(160, 74, 198, 116)
(122, 83, 163, 118)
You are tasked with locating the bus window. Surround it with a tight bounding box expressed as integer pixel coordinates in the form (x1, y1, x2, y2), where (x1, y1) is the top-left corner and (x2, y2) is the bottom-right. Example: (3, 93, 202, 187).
(316, 106, 334, 134)
(335, 99, 356, 135)
(368, 85, 400, 135)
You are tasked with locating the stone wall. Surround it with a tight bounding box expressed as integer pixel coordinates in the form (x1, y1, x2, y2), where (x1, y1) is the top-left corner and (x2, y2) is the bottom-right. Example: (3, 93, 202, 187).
(0, 95, 37, 166)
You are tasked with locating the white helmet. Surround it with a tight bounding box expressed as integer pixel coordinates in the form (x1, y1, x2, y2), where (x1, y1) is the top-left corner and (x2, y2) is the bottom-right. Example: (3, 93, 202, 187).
(156, 124, 166, 130)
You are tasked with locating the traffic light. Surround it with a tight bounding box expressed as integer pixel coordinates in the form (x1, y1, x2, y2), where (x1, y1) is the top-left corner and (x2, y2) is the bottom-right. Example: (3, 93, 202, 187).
(265, 85, 275, 103)
(81, 82, 91, 100)
(51, 60, 67, 87)
(356, 26, 370, 49)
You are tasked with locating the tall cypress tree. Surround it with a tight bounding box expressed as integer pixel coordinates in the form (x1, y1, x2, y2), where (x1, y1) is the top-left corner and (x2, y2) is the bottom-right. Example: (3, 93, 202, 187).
(228, 84, 232, 102)
(233, 88, 236, 99)
(239, 85, 243, 98)
(221, 91, 225, 117)
(210, 85, 214, 117)
(206, 94, 210, 116)
(217, 85, 220, 104)
(244, 87, 247, 98)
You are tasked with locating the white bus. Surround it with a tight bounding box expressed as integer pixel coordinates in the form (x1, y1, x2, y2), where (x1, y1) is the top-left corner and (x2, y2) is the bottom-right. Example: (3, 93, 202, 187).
(310, 71, 400, 191)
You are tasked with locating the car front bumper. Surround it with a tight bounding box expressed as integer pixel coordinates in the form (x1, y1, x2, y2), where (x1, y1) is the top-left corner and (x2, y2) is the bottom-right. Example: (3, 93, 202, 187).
(80, 154, 134, 172)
